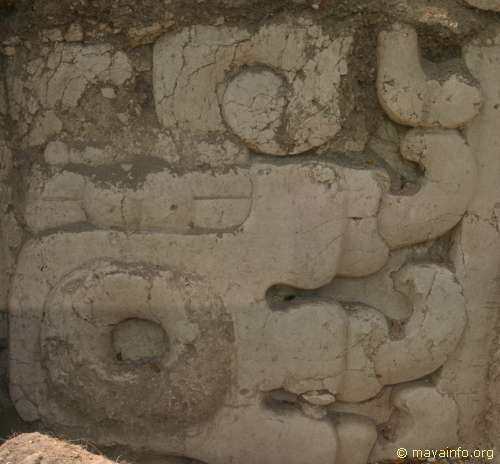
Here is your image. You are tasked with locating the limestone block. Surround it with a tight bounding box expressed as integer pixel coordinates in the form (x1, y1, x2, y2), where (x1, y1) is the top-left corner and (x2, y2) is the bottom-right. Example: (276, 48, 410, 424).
(371, 382, 459, 461)
(377, 23, 481, 128)
(153, 16, 353, 156)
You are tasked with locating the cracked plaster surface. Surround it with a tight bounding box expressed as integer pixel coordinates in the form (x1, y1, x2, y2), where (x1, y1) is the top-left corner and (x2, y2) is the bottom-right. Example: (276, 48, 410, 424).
(1, 8, 500, 464)
(153, 16, 353, 156)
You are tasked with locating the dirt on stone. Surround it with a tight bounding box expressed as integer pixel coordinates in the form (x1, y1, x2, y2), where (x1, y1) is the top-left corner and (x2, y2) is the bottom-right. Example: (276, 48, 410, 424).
(0, 434, 494, 464)
(0, 433, 125, 464)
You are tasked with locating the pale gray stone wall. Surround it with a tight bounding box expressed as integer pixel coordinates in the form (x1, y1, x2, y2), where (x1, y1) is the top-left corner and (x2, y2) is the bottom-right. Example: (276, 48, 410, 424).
(1, 1, 500, 463)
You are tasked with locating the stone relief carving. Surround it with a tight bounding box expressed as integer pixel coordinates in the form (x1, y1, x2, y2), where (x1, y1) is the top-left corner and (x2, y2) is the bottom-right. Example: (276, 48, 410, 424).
(2, 4, 500, 464)
(153, 17, 352, 157)
(377, 23, 481, 129)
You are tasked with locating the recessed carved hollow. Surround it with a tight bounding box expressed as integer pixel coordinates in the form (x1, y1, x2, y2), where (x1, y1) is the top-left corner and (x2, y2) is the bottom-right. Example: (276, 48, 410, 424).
(112, 318, 169, 364)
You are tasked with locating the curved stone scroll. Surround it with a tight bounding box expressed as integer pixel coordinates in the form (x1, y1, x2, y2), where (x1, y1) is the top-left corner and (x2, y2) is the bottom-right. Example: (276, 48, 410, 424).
(153, 17, 353, 156)
(378, 129, 477, 250)
(373, 263, 466, 386)
(377, 23, 481, 128)
(337, 263, 466, 403)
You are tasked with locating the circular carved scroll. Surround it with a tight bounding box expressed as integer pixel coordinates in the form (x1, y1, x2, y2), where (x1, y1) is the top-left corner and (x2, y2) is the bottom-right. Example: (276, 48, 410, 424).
(41, 260, 234, 430)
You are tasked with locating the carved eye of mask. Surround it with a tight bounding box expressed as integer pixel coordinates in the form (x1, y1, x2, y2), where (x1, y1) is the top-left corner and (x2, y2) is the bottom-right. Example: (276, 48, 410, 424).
(41, 261, 234, 430)
(153, 18, 353, 156)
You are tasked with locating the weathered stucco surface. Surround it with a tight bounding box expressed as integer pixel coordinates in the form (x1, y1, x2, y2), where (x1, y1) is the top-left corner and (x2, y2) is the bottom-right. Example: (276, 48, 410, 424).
(1, 0, 500, 463)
